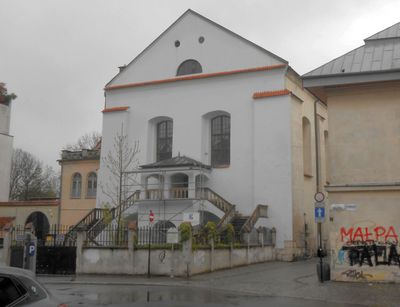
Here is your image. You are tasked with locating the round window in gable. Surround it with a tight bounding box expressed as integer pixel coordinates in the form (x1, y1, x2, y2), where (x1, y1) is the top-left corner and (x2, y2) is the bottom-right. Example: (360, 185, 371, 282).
(175, 40, 180, 47)
(199, 36, 205, 44)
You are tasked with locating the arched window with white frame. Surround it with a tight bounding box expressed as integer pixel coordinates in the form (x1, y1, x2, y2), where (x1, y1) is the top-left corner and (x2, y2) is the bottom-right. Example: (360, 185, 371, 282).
(87, 172, 97, 197)
(71, 173, 82, 198)
(156, 119, 173, 162)
(211, 115, 230, 167)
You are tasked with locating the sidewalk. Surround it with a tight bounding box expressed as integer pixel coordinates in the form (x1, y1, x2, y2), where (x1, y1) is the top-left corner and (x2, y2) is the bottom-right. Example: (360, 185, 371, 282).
(39, 259, 400, 307)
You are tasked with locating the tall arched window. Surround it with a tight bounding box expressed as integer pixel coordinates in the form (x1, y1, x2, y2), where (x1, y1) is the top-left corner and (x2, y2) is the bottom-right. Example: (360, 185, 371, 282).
(87, 172, 97, 197)
(176, 59, 202, 76)
(157, 120, 173, 161)
(211, 115, 230, 167)
(302, 117, 312, 176)
(71, 173, 82, 198)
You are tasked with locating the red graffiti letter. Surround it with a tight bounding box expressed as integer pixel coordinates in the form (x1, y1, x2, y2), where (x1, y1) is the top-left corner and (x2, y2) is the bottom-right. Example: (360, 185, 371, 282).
(385, 226, 398, 243)
(353, 227, 364, 241)
(340, 227, 353, 242)
(374, 226, 386, 242)
(364, 227, 373, 241)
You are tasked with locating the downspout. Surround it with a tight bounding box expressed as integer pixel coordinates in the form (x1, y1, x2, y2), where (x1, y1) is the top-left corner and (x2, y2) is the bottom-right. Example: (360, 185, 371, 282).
(313, 98, 328, 193)
(314, 100, 320, 192)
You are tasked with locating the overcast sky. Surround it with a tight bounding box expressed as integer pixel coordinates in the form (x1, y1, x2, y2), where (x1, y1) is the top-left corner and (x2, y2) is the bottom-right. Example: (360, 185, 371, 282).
(1, 0, 400, 170)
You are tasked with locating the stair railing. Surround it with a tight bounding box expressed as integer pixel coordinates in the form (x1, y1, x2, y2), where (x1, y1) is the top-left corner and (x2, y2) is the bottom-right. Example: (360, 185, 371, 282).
(216, 205, 237, 230)
(198, 188, 233, 213)
(240, 204, 268, 233)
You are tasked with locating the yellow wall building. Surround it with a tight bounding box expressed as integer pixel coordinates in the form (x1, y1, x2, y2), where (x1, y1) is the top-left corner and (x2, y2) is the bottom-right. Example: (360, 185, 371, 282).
(303, 22, 400, 282)
(59, 149, 99, 226)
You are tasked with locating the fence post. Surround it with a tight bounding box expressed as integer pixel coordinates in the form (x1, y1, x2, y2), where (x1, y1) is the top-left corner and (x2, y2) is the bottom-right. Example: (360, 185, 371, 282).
(229, 242, 233, 268)
(128, 222, 136, 275)
(182, 236, 192, 278)
(2, 224, 13, 266)
(246, 234, 250, 265)
(75, 226, 86, 274)
(210, 238, 214, 272)
(271, 227, 276, 247)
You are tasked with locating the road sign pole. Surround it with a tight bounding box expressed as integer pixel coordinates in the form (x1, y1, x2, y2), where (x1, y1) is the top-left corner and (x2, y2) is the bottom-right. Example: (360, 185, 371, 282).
(147, 225, 152, 278)
(318, 222, 323, 283)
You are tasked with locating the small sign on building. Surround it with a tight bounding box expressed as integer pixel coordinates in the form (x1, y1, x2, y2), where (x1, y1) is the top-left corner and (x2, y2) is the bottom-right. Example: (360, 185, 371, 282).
(167, 228, 179, 244)
(183, 212, 200, 226)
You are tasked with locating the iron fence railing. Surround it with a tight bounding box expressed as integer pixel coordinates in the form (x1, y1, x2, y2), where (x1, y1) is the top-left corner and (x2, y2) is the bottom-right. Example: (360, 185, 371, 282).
(84, 224, 128, 248)
(9, 225, 75, 247)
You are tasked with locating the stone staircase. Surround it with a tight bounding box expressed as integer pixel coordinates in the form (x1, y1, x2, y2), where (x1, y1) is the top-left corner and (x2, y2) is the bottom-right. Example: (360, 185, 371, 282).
(64, 191, 140, 244)
(200, 188, 268, 239)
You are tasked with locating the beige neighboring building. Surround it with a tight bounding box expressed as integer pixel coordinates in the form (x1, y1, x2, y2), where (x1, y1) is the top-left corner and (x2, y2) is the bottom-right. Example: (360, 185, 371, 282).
(303, 22, 400, 282)
(59, 148, 100, 226)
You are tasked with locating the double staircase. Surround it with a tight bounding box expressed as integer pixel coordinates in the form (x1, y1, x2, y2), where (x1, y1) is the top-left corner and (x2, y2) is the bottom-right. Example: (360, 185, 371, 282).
(198, 188, 268, 239)
(64, 191, 140, 245)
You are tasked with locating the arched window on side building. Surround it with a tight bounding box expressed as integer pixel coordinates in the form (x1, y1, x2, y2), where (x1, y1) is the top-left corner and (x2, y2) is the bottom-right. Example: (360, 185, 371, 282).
(71, 173, 82, 198)
(87, 172, 97, 197)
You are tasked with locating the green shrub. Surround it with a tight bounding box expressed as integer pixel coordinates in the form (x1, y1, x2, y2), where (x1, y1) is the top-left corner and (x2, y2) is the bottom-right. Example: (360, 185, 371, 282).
(179, 222, 192, 243)
(204, 221, 217, 243)
(226, 223, 235, 244)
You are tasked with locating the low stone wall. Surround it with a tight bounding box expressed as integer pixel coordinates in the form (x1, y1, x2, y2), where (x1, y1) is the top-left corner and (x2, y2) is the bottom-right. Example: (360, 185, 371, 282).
(0, 247, 4, 265)
(78, 244, 275, 276)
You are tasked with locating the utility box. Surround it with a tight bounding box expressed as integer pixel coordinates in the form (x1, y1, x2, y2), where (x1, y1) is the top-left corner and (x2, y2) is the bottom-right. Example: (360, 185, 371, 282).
(316, 262, 330, 282)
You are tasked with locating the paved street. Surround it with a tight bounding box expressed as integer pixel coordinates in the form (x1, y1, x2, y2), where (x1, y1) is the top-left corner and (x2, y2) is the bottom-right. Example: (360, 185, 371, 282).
(39, 259, 400, 307)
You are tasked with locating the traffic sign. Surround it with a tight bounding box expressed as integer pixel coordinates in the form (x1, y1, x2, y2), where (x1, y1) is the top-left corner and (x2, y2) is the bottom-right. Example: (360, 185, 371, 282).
(315, 205, 325, 223)
(149, 210, 155, 223)
(314, 192, 325, 202)
(28, 242, 35, 257)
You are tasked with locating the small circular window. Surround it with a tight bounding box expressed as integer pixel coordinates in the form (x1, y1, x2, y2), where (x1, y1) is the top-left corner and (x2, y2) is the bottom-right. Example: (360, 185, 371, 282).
(174, 40, 180, 47)
(198, 36, 205, 44)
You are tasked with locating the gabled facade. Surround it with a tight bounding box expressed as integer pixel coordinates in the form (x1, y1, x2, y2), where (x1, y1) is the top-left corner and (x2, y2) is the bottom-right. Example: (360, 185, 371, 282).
(303, 22, 400, 281)
(98, 10, 328, 257)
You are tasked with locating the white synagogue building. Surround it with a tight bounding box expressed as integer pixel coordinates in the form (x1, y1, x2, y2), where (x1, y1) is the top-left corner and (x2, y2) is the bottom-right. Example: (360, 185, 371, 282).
(97, 10, 328, 255)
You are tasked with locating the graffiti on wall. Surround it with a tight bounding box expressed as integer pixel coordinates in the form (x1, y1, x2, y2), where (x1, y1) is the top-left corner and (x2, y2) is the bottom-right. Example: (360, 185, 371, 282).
(337, 226, 400, 268)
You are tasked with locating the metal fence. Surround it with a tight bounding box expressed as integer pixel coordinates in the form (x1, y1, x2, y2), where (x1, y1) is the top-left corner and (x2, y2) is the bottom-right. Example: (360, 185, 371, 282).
(137, 225, 172, 245)
(9, 225, 75, 247)
(82, 225, 174, 247)
(84, 224, 128, 247)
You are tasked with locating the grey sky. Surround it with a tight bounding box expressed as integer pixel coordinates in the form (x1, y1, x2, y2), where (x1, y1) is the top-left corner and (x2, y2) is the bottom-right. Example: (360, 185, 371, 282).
(1, 0, 399, 170)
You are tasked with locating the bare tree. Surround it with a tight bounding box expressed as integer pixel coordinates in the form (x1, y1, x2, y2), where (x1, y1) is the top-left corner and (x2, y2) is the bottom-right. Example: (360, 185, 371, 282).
(64, 131, 101, 151)
(9, 149, 58, 200)
(101, 124, 139, 228)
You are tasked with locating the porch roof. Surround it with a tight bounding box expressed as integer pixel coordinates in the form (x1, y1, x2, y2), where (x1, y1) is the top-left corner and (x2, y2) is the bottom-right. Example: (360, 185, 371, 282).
(140, 155, 211, 170)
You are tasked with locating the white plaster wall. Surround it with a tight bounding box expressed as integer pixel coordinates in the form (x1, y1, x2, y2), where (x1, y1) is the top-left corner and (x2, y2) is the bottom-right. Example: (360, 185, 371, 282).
(109, 11, 284, 87)
(0, 134, 13, 201)
(96, 111, 129, 207)
(99, 68, 292, 248)
(0, 103, 11, 135)
(253, 95, 293, 246)
(102, 69, 285, 207)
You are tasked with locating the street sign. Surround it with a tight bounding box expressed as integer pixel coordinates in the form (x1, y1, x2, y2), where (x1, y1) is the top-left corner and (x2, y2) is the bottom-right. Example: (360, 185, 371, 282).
(28, 242, 35, 257)
(315, 204, 325, 223)
(314, 192, 325, 202)
(149, 210, 155, 223)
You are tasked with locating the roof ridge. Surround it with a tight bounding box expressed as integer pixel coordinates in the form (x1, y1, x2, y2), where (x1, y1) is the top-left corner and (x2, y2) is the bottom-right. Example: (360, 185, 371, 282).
(365, 21, 400, 41)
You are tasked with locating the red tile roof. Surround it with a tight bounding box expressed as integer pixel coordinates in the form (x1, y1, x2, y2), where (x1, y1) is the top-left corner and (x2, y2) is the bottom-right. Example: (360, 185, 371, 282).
(105, 64, 287, 91)
(102, 106, 130, 113)
(253, 89, 291, 99)
(0, 217, 15, 229)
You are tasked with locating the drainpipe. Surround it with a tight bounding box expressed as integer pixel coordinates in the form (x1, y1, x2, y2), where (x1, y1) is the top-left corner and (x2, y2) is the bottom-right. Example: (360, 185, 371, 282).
(313, 99, 328, 192)
(314, 100, 320, 192)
